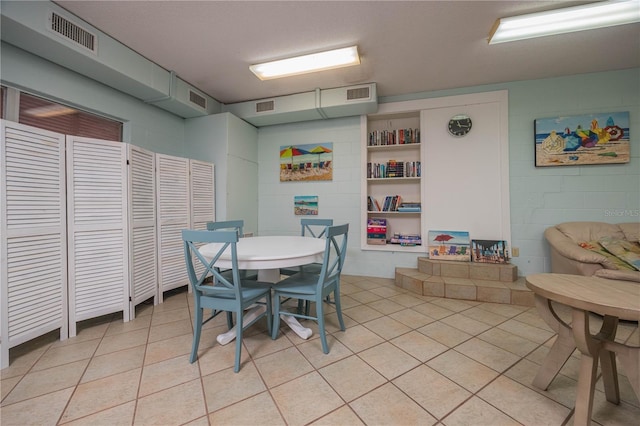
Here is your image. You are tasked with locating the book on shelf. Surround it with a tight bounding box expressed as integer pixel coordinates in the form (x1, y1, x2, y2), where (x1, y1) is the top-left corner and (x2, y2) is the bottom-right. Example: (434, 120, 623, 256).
(368, 128, 421, 146)
(389, 233, 422, 246)
(397, 200, 420, 212)
(366, 217, 387, 244)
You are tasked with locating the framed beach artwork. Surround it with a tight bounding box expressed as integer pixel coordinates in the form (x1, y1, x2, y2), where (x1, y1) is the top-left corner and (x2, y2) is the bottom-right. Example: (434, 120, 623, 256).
(294, 195, 318, 215)
(471, 240, 509, 264)
(427, 230, 471, 261)
(535, 111, 630, 167)
(280, 143, 333, 182)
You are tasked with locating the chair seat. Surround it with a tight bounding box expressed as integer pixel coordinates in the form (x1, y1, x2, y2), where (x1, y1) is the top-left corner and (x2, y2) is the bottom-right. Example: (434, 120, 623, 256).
(274, 272, 319, 295)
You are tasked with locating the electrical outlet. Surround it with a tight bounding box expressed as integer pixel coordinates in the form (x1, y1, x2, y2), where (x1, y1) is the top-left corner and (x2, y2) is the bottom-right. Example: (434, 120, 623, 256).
(512, 247, 520, 257)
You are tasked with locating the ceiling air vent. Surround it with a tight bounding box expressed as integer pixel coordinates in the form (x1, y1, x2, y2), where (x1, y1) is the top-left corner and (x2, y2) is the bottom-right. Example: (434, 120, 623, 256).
(49, 12, 97, 54)
(346, 87, 370, 100)
(189, 90, 207, 109)
(256, 100, 275, 113)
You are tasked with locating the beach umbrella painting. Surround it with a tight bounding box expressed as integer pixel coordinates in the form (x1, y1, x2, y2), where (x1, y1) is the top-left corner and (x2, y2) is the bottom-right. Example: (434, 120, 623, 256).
(280, 146, 310, 167)
(310, 145, 333, 167)
(433, 233, 454, 254)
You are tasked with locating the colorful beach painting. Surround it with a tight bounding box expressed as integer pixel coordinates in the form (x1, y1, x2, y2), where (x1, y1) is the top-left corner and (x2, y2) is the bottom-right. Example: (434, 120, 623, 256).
(294, 195, 318, 216)
(280, 143, 333, 182)
(428, 230, 471, 262)
(535, 111, 630, 167)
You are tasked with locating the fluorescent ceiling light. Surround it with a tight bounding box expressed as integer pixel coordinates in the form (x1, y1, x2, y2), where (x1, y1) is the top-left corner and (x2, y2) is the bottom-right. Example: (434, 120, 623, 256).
(250, 46, 360, 80)
(489, 0, 640, 44)
(25, 104, 77, 118)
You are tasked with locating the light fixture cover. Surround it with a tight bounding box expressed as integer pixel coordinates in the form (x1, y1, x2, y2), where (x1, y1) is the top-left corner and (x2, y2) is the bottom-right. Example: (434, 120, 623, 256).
(250, 46, 360, 80)
(489, 0, 640, 44)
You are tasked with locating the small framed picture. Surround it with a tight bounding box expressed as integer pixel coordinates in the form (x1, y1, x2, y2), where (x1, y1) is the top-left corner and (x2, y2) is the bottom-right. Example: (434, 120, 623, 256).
(294, 195, 318, 215)
(471, 240, 509, 264)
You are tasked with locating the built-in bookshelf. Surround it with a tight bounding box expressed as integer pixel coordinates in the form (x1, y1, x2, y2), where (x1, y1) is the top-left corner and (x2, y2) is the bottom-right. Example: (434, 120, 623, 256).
(361, 109, 426, 252)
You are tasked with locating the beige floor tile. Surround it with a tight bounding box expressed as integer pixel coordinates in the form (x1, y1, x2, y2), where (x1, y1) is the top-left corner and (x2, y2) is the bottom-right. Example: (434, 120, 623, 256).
(58, 320, 110, 346)
(135, 379, 206, 425)
(388, 293, 427, 308)
(389, 307, 436, 328)
(442, 396, 521, 426)
(254, 346, 313, 388)
(477, 327, 540, 357)
(366, 298, 405, 315)
(498, 318, 555, 344)
(61, 401, 135, 426)
(244, 326, 293, 359)
(2, 359, 87, 405)
(362, 315, 411, 340)
(195, 338, 250, 376)
(150, 306, 191, 327)
(427, 350, 499, 393)
(342, 304, 384, 323)
(104, 314, 151, 336)
(441, 313, 493, 335)
(595, 372, 639, 407)
(455, 338, 521, 373)
(476, 302, 528, 318)
(589, 389, 640, 425)
(0, 387, 73, 426)
(369, 285, 406, 299)
(512, 309, 555, 332)
(478, 375, 571, 425)
(350, 290, 383, 304)
(418, 321, 473, 347)
(94, 328, 149, 357)
(430, 297, 475, 312)
(139, 353, 200, 397)
(333, 324, 385, 353)
(0, 375, 21, 400)
(412, 302, 455, 320)
(297, 336, 353, 369)
(336, 294, 361, 310)
(147, 318, 192, 343)
(81, 345, 145, 383)
(31, 339, 100, 372)
(202, 362, 266, 412)
(310, 404, 366, 426)
(390, 330, 448, 362)
(271, 371, 344, 426)
(350, 382, 437, 425)
(461, 305, 512, 326)
(394, 364, 472, 419)
(2, 338, 53, 379)
(358, 342, 420, 380)
(209, 391, 285, 425)
(319, 355, 387, 402)
(60, 368, 141, 423)
(144, 333, 192, 365)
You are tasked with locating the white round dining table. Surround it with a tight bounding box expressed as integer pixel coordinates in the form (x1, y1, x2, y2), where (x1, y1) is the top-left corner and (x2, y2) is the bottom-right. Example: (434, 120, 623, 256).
(199, 235, 325, 283)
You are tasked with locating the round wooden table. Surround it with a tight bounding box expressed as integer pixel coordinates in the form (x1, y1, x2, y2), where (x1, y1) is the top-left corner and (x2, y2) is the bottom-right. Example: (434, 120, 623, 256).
(525, 273, 640, 425)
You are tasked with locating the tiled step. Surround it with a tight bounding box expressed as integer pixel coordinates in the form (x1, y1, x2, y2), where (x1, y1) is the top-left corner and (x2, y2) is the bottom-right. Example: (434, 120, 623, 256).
(395, 258, 534, 307)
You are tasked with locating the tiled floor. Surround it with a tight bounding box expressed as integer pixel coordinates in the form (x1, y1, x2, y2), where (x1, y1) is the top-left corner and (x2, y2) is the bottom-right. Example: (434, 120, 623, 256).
(1, 275, 638, 425)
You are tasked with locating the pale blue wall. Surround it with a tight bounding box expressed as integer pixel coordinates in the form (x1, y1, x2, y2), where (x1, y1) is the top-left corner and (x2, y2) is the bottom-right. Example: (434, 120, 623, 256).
(1, 42, 185, 156)
(257, 69, 640, 278)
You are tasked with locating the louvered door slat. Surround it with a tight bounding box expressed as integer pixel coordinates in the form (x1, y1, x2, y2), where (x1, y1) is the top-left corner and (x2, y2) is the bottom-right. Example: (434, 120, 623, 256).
(156, 154, 190, 301)
(190, 160, 215, 231)
(67, 136, 128, 337)
(1, 120, 68, 369)
(128, 145, 157, 317)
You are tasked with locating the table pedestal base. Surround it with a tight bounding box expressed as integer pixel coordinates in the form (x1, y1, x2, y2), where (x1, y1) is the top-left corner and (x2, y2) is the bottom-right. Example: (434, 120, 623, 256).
(533, 294, 639, 425)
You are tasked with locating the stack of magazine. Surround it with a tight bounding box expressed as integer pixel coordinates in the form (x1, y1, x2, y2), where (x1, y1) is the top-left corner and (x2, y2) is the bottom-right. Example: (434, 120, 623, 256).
(397, 201, 421, 212)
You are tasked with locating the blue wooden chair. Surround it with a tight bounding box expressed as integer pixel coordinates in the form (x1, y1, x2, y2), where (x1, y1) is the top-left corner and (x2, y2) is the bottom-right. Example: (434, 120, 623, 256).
(182, 229, 272, 372)
(271, 224, 348, 353)
(281, 218, 333, 276)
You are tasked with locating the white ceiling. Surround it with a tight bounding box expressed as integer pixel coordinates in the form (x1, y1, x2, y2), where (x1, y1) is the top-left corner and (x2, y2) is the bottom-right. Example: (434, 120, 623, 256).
(53, 0, 640, 105)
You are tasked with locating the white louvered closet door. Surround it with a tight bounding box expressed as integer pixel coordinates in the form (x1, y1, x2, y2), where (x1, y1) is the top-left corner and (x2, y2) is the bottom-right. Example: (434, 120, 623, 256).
(67, 136, 129, 337)
(190, 160, 215, 231)
(156, 154, 190, 302)
(1, 120, 68, 369)
(128, 145, 156, 319)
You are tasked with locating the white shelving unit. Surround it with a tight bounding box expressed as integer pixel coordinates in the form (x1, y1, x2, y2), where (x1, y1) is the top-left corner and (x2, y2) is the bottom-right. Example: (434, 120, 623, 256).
(361, 110, 426, 253)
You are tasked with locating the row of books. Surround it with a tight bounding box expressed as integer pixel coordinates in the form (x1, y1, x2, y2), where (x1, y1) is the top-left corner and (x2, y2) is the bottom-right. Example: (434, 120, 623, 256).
(366, 218, 387, 245)
(368, 128, 420, 146)
(367, 161, 421, 178)
(368, 195, 399, 212)
(389, 233, 422, 246)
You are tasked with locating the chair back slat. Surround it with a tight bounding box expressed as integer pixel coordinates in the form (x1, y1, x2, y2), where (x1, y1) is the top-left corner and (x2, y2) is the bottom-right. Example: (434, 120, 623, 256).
(206, 220, 245, 238)
(316, 224, 349, 290)
(301, 218, 333, 238)
(182, 229, 242, 298)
